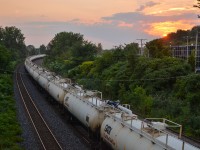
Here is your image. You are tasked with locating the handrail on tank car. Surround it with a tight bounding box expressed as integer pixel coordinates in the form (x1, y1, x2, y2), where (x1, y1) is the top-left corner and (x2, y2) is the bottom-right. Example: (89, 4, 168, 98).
(105, 113, 175, 150)
(144, 118, 182, 138)
(66, 86, 105, 109)
(142, 118, 190, 150)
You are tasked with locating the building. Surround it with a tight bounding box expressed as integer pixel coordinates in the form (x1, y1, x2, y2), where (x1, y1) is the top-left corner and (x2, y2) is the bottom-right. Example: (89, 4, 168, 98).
(171, 45, 200, 72)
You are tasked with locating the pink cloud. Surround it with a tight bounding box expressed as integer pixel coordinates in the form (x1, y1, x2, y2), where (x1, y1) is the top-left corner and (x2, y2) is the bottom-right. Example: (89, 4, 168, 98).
(118, 22, 134, 28)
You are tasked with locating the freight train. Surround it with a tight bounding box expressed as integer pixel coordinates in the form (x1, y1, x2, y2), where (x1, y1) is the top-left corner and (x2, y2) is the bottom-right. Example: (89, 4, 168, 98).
(25, 54, 200, 150)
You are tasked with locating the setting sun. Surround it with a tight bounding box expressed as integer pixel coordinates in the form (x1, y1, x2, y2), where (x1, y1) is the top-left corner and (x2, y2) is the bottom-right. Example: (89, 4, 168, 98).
(163, 34, 167, 37)
(145, 21, 194, 38)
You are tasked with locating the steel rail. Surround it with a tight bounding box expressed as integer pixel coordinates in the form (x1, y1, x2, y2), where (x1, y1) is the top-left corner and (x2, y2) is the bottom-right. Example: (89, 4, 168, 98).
(16, 69, 63, 150)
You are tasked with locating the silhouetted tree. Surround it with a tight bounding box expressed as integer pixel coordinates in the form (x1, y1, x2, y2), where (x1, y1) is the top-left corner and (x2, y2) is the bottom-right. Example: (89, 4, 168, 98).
(27, 45, 36, 56)
(0, 26, 26, 59)
(146, 39, 171, 58)
(39, 44, 46, 54)
(194, 0, 200, 9)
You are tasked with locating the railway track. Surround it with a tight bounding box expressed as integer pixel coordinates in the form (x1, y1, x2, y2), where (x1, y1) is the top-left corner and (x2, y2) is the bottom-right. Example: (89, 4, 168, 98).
(168, 128, 200, 149)
(68, 120, 101, 150)
(16, 68, 63, 150)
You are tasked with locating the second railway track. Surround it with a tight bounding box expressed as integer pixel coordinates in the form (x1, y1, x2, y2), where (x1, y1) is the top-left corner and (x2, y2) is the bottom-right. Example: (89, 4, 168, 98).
(16, 67, 63, 150)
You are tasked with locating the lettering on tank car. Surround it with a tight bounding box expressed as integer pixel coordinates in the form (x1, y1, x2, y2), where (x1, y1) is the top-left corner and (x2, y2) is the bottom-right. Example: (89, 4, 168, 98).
(64, 97, 69, 107)
(86, 116, 89, 123)
(103, 133, 115, 146)
(104, 124, 112, 135)
(64, 101, 69, 107)
(65, 97, 69, 101)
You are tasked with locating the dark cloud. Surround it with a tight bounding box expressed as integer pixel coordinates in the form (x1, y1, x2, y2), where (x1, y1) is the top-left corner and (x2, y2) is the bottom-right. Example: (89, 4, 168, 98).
(136, 1, 160, 12)
(102, 12, 196, 24)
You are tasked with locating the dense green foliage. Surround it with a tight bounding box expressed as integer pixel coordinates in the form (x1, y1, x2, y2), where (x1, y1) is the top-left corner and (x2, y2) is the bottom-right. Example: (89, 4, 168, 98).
(0, 26, 23, 149)
(0, 26, 27, 61)
(0, 75, 22, 149)
(0, 45, 11, 73)
(44, 32, 98, 75)
(27, 44, 47, 56)
(44, 30, 200, 140)
(146, 39, 171, 58)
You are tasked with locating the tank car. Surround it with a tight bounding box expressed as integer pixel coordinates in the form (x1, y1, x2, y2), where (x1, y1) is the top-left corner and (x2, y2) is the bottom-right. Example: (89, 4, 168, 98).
(100, 110, 199, 150)
(63, 89, 106, 132)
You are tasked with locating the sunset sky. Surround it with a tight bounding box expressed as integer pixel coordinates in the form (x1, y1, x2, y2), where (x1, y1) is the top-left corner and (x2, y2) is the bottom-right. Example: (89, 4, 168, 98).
(0, 0, 199, 48)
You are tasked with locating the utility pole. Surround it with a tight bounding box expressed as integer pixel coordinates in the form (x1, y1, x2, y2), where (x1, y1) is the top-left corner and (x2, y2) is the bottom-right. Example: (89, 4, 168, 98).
(183, 36, 190, 62)
(193, 2, 200, 72)
(186, 36, 189, 62)
(137, 39, 147, 56)
(195, 31, 199, 73)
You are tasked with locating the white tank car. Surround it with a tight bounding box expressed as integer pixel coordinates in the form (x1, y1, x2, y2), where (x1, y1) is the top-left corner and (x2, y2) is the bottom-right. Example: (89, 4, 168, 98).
(25, 55, 68, 104)
(101, 107, 199, 150)
(37, 72, 48, 90)
(64, 88, 106, 132)
(46, 80, 67, 104)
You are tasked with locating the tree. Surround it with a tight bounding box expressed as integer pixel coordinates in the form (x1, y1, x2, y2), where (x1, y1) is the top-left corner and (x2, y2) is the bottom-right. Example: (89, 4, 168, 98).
(3, 27, 25, 49)
(193, 1, 200, 19)
(194, 0, 200, 9)
(97, 43, 103, 54)
(92, 51, 114, 75)
(0, 27, 4, 45)
(188, 50, 196, 71)
(79, 61, 94, 76)
(44, 31, 98, 75)
(146, 39, 171, 58)
(0, 26, 26, 59)
(47, 32, 84, 57)
(27, 45, 37, 56)
(0, 45, 11, 72)
(39, 44, 46, 54)
(112, 45, 126, 62)
(46, 31, 98, 62)
(71, 41, 97, 63)
(125, 86, 153, 116)
(124, 43, 139, 69)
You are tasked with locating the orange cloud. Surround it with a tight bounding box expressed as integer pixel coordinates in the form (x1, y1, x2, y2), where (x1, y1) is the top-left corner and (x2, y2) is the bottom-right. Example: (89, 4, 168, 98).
(148, 7, 192, 15)
(145, 20, 194, 37)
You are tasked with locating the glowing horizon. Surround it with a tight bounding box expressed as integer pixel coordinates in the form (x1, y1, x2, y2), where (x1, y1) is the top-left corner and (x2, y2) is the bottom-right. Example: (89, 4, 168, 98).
(0, 0, 199, 48)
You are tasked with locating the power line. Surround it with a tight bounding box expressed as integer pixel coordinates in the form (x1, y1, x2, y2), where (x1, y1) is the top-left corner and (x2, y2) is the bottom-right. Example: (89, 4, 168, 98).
(0, 68, 199, 82)
(76, 74, 199, 82)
